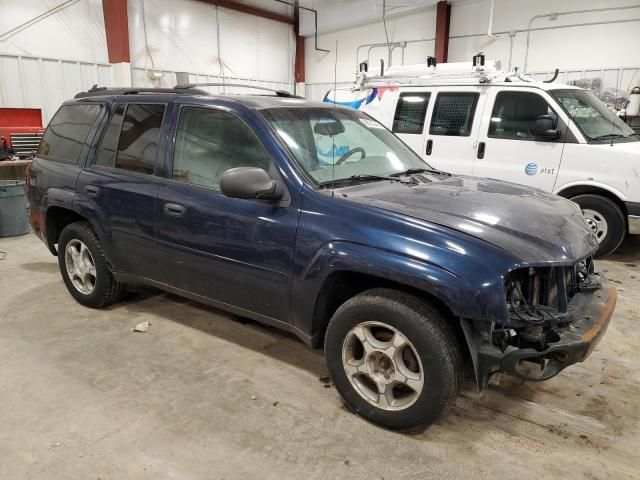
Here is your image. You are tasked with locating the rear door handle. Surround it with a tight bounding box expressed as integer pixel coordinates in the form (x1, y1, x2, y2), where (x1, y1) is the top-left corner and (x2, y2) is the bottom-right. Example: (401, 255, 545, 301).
(85, 185, 100, 197)
(477, 142, 486, 159)
(164, 202, 186, 217)
(426, 139, 433, 156)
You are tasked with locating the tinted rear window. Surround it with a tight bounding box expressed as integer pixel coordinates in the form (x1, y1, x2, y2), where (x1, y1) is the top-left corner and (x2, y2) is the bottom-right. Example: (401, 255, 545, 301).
(37, 104, 103, 164)
(94, 103, 165, 175)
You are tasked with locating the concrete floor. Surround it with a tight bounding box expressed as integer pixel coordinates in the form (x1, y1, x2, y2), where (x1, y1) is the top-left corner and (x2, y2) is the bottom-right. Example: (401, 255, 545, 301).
(1, 233, 639, 480)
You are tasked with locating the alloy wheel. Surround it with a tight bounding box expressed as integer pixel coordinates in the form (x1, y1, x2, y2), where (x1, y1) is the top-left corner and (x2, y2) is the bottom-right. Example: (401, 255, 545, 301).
(341, 321, 424, 411)
(64, 239, 97, 295)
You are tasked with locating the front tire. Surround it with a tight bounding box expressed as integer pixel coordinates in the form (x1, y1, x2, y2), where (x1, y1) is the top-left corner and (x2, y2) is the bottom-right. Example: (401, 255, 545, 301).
(57, 221, 125, 308)
(324, 289, 462, 430)
(572, 194, 625, 258)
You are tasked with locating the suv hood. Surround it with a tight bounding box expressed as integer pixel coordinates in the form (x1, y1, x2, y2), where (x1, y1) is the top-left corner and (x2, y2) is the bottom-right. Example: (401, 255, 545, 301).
(342, 175, 598, 264)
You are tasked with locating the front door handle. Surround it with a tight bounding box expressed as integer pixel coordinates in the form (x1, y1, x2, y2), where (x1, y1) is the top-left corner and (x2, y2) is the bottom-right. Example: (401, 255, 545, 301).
(85, 185, 100, 197)
(164, 202, 186, 217)
(426, 139, 433, 156)
(477, 141, 486, 159)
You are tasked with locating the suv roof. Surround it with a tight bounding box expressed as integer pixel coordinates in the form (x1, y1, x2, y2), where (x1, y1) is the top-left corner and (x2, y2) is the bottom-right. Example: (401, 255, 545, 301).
(72, 86, 336, 110)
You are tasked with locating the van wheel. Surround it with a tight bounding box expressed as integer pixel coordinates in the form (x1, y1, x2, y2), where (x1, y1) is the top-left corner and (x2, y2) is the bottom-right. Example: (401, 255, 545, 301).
(57, 222, 125, 308)
(324, 289, 462, 430)
(571, 194, 625, 258)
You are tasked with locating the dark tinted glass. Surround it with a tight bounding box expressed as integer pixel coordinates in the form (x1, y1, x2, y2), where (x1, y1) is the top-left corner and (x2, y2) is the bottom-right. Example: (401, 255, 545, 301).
(95, 103, 165, 174)
(392, 92, 430, 134)
(94, 104, 125, 168)
(173, 107, 272, 190)
(489, 91, 557, 140)
(429, 92, 479, 136)
(37, 104, 102, 164)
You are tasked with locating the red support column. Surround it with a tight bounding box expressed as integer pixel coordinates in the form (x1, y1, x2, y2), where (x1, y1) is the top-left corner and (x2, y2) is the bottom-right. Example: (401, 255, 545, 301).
(294, 1, 305, 83)
(434, 1, 451, 64)
(102, 0, 130, 64)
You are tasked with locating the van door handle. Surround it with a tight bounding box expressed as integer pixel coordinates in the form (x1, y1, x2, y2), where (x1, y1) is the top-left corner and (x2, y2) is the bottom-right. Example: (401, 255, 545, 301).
(426, 139, 433, 156)
(477, 142, 486, 159)
(164, 202, 186, 217)
(85, 185, 100, 197)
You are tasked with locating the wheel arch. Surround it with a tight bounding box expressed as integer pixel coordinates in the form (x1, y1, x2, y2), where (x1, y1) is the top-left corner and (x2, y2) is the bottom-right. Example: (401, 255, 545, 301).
(44, 206, 110, 260)
(310, 270, 468, 359)
(44, 206, 88, 256)
(555, 183, 628, 220)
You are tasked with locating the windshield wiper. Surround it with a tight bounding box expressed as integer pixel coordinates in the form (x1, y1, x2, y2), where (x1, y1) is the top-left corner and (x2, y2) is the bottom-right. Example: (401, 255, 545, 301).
(390, 168, 443, 176)
(318, 174, 412, 188)
(592, 133, 626, 140)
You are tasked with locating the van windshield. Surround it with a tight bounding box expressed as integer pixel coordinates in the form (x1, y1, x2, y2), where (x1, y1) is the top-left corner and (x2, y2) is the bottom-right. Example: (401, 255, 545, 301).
(261, 107, 433, 187)
(551, 89, 636, 142)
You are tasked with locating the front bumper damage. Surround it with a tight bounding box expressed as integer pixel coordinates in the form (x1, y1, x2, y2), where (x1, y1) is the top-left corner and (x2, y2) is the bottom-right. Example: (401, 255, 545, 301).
(462, 276, 616, 390)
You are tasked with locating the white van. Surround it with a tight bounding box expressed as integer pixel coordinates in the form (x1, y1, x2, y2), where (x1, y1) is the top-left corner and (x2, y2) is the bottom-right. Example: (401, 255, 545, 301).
(325, 60, 640, 257)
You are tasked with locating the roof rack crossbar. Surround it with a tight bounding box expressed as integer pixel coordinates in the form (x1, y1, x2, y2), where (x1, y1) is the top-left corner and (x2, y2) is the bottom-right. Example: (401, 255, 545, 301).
(74, 85, 209, 98)
(174, 82, 301, 98)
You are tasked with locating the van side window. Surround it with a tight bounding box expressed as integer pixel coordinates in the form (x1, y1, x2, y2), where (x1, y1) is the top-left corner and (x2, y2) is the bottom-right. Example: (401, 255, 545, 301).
(429, 92, 478, 137)
(172, 107, 273, 190)
(489, 92, 558, 140)
(37, 104, 103, 165)
(392, 93, 430, 134)
(95, 103, 166, 174)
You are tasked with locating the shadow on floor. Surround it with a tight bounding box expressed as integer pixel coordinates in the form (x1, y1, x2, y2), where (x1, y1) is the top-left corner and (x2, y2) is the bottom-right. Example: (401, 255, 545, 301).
(20, 261, 58, 273)
(608, 235, 640, 264)
(115, 287, 329, 380)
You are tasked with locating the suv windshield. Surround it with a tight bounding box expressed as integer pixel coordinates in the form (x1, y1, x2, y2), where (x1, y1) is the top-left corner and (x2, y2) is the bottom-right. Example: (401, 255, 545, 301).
(262, 107, 431, 186)
(551, 89, 636, 141)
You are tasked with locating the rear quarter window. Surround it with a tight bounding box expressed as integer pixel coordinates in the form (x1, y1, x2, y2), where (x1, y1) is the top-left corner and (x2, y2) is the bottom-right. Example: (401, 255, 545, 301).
(37, 104, 103, 165)
(429, 92, 478, 137)
(392, 92, 431, 134)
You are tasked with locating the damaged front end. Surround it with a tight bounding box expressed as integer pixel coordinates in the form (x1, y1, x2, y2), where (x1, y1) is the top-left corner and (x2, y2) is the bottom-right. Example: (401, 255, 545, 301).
(462, 257, 617, 389)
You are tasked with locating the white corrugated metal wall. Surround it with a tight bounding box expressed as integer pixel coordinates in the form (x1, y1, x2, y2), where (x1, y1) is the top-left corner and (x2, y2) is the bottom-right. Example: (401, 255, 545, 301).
(131, 67, 294, 94)
(0, 54, 114, 124)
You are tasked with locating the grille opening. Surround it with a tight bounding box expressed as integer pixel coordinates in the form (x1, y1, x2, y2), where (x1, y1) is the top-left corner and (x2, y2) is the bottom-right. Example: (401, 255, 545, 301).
(505, 257, 594, 327)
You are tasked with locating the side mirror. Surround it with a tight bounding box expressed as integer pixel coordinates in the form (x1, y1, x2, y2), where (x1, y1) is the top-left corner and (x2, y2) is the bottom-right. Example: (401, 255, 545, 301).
(533, 115, 561, 139)
(220, 167, 284, 202)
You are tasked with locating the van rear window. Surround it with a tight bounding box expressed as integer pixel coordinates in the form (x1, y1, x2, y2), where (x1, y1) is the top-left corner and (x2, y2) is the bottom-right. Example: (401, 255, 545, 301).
(392, 93, 430, 134)
(37, 104, 103, 164)
(429, 92, 478, 137)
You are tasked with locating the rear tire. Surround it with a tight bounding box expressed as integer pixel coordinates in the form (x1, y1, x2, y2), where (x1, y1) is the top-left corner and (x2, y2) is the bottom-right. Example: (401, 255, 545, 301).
(324, 288, 462, 430)
(57, 221, 125, 308)
(571, 194, 625, 258)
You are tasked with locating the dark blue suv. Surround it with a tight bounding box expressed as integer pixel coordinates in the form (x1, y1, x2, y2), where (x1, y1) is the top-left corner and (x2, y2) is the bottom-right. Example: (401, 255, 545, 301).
(26, 86, 616, 430)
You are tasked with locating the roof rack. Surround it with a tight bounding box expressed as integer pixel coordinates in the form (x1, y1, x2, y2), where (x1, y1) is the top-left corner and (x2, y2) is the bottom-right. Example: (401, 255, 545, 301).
(353, 59, 513, 90)
(74, 85, 209, 99)
(174, 82, 301, 98)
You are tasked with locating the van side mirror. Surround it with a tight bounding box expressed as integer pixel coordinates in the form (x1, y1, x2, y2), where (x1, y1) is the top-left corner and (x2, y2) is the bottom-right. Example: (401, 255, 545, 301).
(220, 167, 284, 202)
(533, 115, 561, 140)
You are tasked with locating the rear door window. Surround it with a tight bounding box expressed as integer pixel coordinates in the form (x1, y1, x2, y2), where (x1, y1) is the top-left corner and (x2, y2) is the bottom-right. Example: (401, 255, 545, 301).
(392, 92, 431, 134)
(429, 92, 479, 136)
(94, 103, 166, 174)
(37, 104, 103, 164)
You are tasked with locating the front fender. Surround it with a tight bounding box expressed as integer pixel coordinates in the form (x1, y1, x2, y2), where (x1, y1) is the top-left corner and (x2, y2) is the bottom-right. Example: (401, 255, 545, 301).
(554, 180, 628, 202)
(291, 241, 508, 338)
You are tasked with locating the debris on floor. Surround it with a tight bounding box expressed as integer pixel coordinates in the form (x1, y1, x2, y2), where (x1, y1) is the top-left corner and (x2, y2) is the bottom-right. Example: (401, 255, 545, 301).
(131, 321, 150, 333)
